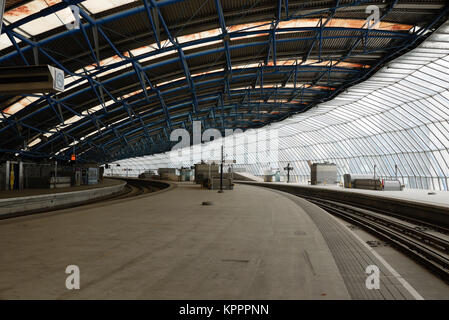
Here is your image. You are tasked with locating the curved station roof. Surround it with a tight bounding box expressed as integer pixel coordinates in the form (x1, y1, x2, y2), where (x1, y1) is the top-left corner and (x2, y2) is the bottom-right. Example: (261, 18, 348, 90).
(117, 19, 449, 191)
(0, 0, 448, 163)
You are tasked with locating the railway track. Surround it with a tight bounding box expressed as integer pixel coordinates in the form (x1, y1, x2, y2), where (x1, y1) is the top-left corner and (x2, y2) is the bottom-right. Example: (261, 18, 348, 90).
(237, 182, 449, 282)
(301, 195, 449, 282)
(110, 178, 167, 200)
(309, 195, 449, 235)
(1, 179, 167, 220)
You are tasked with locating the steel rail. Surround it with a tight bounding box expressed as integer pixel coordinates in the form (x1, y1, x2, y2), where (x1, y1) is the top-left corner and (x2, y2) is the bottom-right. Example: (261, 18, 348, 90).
(303, 196, 449, 282)
(308, 195, 449, 235)
(237, 182, 449, 281)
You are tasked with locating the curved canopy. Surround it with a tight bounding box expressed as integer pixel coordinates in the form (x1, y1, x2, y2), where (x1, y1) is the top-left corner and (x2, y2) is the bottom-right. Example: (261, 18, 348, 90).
(111, 20, 449, 191)
(0, 0, 448, 163)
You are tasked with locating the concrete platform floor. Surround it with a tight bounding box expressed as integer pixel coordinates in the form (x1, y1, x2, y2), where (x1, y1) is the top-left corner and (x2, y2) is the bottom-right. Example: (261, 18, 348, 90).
(1, 182, 446, 300)
(0, 183, 350, 299)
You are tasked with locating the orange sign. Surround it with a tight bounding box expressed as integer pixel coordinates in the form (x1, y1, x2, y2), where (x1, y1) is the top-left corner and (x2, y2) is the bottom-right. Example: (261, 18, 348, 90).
(71, 154, 76, 161)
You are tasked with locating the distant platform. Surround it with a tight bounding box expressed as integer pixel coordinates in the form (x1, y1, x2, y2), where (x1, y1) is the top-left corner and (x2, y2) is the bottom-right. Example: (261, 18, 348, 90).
(0, 178, 124, 199)
(238, 181, 449, 208)
(0, 182, 442, 299)
(0, 178, 126, 218)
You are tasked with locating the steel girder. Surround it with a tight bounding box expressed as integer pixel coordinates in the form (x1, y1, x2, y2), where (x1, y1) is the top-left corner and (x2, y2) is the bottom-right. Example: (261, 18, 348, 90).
(0, 0, 448, 162)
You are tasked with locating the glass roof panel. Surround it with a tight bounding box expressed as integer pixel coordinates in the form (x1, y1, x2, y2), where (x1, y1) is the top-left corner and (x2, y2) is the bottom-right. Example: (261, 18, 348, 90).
(82, 0, 138, 14)
(18, 6, 75, 36)
(3, 0, 52, 23)
(0, 33, 13, 50)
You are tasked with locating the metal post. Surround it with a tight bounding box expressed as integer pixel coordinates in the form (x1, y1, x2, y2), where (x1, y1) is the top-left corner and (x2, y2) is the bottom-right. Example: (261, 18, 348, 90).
(19, 161, 23, 190)
(208, 165, 211, 189)
(284, 163, 293, 183)
(219, 145, 224, 193)
(374, 164, 376, 180)
(395, 164, 398, 180)
(5, 160, 10, 191)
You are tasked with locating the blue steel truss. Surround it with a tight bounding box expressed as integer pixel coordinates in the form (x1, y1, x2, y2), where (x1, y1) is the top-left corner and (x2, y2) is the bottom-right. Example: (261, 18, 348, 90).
(0, 0, 448, 163)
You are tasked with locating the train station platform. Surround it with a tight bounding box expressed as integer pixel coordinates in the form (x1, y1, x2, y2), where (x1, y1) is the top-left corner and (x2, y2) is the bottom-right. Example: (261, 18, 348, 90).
(1, 182, 447, 299)
(258, 182, 449, 208)
(0, 178, 126, 217)
(237, 181, 449, 230)
(0, 178, 124, 199)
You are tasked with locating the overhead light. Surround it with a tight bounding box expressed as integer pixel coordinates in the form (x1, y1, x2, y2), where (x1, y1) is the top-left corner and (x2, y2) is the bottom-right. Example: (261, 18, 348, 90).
(0, 65, 65, 94)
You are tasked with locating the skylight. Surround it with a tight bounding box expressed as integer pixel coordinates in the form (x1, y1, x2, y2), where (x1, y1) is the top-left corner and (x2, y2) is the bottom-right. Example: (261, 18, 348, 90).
(82, 0, 138, 14)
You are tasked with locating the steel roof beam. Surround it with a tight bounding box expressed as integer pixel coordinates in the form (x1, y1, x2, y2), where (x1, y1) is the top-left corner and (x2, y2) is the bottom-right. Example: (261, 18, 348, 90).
(4, 29, 29, 65)
(0, 0, 445, 161)
(26, 77, 341, 152)
(79, 23, 100, 67)
(0, 0, 411, 66)
(67, 101, 294, 154)
(143, 0, 161, 49)
(83, 4, 175, 132)
(290, 0, 401, 103)
(177, 47, 200, 116)
(1, 64, 345, 149)
(131, 59, 173, 131)
(214, 0, 232, 74)
(147, 0, 200, 117)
